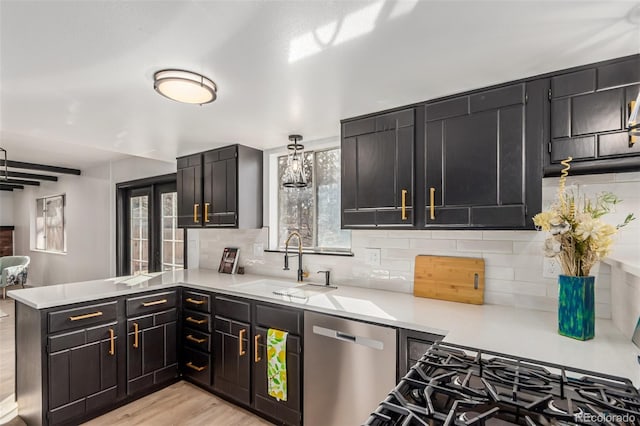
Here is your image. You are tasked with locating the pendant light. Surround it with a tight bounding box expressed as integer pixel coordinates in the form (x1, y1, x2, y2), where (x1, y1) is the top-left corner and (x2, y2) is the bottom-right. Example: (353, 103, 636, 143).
(629, 91, 640, 139)
(153, 69, 217, 105)
(282, 135, 307, 188)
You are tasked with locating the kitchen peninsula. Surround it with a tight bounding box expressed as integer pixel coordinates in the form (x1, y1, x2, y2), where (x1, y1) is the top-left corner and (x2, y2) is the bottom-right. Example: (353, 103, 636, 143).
(9, 269, 640, 426)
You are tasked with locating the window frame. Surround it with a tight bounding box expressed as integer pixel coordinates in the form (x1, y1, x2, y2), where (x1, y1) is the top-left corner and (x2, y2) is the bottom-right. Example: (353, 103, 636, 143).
(34, 193, 67, 254)
(115, 173, 187, 276)
(270, 144, 351, 254)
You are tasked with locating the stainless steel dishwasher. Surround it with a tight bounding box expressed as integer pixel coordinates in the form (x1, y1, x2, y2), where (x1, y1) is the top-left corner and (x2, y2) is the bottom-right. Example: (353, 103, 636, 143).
(304, 311, 397, 426)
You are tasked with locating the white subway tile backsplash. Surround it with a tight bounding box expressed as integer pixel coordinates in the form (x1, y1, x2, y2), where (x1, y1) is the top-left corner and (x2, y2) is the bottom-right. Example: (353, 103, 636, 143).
(409, 239, 458, 250)
(191, 174, 637, 329)
(456, 240, 513, 253)
(430, 230, 483, 240)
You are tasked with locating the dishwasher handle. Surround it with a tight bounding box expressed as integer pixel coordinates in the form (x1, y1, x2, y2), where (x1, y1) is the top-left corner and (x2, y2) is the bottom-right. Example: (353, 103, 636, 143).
(312, 325, 384, 350)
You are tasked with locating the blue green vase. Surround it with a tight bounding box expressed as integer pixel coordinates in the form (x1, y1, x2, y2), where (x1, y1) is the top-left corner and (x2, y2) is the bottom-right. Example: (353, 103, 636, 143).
(558, 275, 595, 340)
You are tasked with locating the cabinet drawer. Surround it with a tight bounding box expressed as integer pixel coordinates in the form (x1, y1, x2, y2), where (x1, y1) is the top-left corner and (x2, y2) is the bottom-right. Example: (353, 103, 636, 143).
(214, 295, 250, 322)
(182, 290, 211, 313)
(183, 327, 211, 352)
(183, 347, 211, 387)
(255, 303, 302, 336)
(126, 290, 177, 317)
(183, 309, 212, 333)
(48, 301, 118, 333)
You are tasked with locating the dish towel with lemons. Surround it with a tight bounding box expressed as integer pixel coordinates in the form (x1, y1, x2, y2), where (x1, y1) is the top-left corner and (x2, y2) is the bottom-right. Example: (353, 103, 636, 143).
(267, 328, 288, 402)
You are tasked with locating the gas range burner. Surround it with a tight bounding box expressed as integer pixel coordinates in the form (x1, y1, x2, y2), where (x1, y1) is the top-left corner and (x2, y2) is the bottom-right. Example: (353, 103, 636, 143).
(546, 399, 584, 417)
(366, 341, 640, 426)
(458, 411, 518, 426)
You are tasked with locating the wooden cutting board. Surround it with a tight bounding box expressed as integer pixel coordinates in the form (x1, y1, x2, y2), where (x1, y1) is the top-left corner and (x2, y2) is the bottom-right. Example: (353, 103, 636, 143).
(414, 255, 485, 304)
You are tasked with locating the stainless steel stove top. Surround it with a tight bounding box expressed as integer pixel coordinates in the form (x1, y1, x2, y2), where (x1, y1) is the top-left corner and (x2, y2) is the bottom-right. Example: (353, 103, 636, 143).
(366, 342, 640, 425)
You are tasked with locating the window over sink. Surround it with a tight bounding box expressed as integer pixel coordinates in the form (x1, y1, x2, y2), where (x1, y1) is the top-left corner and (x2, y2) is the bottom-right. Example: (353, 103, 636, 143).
(275, 146, 351, 252)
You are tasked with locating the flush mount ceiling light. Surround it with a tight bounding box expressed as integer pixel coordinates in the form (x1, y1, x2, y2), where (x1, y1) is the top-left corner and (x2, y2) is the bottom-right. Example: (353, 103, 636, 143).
(153, 69, 217, 105)
(282, 135, 307, 188)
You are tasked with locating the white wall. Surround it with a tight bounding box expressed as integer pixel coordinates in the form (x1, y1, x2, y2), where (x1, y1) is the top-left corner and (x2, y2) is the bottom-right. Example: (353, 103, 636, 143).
(12, 156, 176, 285)
(0, 192, 13, 225)
(194, 171, 640, 322)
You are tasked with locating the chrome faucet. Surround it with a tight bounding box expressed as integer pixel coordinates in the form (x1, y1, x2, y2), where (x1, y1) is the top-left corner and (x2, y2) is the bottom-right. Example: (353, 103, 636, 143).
(283, 231, 304, 282)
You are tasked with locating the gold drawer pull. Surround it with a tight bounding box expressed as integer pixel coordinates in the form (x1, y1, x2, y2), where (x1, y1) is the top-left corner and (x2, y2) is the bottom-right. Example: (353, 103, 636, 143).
(186, 316, 207, 325)
(204, 202, 210, 223)
(254, 334, 261, 363)
(186, 334, 206, 344)
(429, 187, 436, 220)
(193, 203, 200, 223)
(186, 362, 207, 372)
(142, 299, 167, 307)
(69, 311, 103, 321)
(108, 328, 115, 356)
(239, 329, 246, 356)
(401, 189, 408, 220)
(185, 297, 205, 305)
(133, 322, 139, 349)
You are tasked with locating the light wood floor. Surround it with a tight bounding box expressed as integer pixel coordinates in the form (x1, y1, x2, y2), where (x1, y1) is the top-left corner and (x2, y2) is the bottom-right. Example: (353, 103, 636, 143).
(0, 297, 16, 403)
(0, 297, 272, 426)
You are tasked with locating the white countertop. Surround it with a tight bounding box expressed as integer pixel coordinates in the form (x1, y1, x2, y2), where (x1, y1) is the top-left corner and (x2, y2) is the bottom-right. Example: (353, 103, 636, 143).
(9, 269, 640, 386)
(604, 254, 640, 277)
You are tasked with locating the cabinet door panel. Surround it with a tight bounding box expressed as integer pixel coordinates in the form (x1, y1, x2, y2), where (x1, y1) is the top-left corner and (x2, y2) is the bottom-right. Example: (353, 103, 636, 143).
(499, 105, 524, 205)
(177, 158, 202, 227)
(49, 351, 70, 409)
(143, 326, 165, 374)
(571, 89, 623, 135)
(100, 339, 117, 390)
(551, 98, 570, 139)
(214, 318, 251, 405)
(469, 83, 524, 112)
(599, 132, 640, 157)
(425, 122, 443, 206)
(551, 69, 596, 98)
(357, 132, 396, 208)
(444, 112, 497, 206)
(551, 136, 595, 162)
(597, 57, 640, 89)
(341, 137, 357, 210)
(69, 343, 101, 401)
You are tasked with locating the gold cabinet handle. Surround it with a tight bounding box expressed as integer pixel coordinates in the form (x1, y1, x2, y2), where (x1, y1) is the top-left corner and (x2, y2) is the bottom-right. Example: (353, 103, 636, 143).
(254, 334, 261, 363)
(108, 328, 115, 356)
(185, 297, 205, 306)
(133, 322, 139, 349)
(239, 329, 246, 356)
(193, 203, 200, 223)
(69, 311, 103, 321)
(401, 189, 408, 220)
(186, 334, 206, 344)
(186, 316, 207, 325)
(142, 299, 167, 307)
(429, 187, 436, 220)
(204, 202, 210, 223)
(186, 362, 207, 372)
(630, 100, 638, 146)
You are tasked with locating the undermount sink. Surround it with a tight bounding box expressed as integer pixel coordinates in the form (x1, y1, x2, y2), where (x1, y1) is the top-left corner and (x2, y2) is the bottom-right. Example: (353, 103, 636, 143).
(230, 279, 336, 299)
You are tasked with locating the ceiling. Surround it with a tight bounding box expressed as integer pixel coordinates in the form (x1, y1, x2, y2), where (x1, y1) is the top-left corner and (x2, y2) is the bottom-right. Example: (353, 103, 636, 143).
(1, 1, 639, 168)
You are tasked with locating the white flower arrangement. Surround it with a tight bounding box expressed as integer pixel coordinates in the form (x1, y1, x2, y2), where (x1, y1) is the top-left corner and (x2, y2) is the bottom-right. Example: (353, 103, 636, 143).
(533, 158, 635, 277)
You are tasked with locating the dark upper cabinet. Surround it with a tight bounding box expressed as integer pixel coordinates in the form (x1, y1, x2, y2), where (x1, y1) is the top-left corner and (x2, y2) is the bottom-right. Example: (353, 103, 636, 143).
(177, 144, 262, 229)
(422, 81, 543, 229)
(341, 108, 415, 228)
(546, 56, 640, 176)
(176, 153, 202, 228)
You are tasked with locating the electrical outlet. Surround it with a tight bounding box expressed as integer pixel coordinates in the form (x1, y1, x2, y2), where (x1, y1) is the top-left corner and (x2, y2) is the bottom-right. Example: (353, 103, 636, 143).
(543, 257, 561, 279)
(365, 248, 381, 266)
(253, 243, 264, 257)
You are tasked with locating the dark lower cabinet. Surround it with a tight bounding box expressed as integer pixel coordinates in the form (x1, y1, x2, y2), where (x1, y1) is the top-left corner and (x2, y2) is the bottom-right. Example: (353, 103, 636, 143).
(126, 308, 178, 395)
(397, 329, 444, 378)
(253, 327, 301, 426)
(47, 322, 118, 425)
(213, 316, 251, 405)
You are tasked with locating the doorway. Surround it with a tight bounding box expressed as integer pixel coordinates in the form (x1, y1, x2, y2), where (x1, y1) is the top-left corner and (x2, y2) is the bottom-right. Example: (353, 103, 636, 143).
(116, 174, 185, 276)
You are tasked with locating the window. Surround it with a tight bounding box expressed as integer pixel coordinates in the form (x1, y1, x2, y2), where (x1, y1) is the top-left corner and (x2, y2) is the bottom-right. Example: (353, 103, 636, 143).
(35, 194, 66, 253)
(278, 147, 350, 251)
